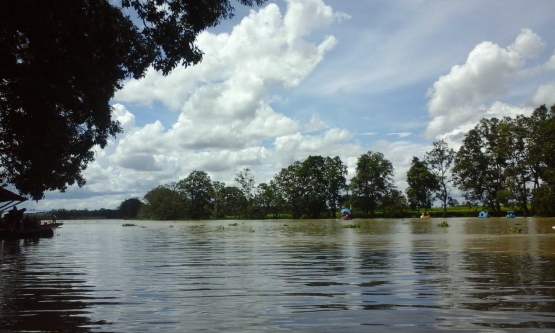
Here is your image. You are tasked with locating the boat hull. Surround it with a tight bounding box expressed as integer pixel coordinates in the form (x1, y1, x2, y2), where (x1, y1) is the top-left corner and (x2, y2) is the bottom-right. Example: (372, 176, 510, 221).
(0, 227, 54, 240)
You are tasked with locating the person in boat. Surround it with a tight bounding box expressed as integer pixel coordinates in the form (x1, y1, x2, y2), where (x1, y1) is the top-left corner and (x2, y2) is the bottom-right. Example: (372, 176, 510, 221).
(340, 207, 351, 220)
(6, 206, 17, 230)
(5, 206, 23, 230)
(17, 208, 26, 229)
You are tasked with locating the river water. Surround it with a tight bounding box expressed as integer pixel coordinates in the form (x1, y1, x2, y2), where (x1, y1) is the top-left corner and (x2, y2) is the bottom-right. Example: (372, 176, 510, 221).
(1, 218, 555, 332)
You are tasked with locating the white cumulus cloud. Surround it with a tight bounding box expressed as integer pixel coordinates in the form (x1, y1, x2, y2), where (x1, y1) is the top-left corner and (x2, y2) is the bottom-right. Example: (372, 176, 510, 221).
(425, 29, 545, 139)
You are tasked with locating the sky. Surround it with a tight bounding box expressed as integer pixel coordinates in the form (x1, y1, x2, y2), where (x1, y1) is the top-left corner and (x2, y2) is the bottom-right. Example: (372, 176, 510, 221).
(20, 0, 555, 211)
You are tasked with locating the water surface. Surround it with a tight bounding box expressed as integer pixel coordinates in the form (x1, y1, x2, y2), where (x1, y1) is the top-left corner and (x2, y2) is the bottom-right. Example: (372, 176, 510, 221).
(1, 218, 555, 332)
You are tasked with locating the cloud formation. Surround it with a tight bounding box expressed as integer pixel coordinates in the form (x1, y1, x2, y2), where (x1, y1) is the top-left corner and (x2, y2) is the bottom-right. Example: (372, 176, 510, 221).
(425, 29, 548, 140)
(37, 0, 350, 209)
(24, 1, 555, 211)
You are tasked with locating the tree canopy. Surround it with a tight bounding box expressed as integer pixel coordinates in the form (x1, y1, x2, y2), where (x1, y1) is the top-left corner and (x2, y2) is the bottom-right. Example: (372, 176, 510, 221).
(405, 157, 436, 213)
(0, 0, 265, 200)
(350, 151, 394, 218)
(425, 140, 454, 217)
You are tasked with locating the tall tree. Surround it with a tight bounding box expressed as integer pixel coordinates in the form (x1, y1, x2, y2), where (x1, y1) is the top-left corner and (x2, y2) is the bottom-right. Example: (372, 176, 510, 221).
(323, 156, 348, 218)
(219, 186, 247, 219)
(531, 170, 555, 216)
(350, 151, 394, 218)
(0, 0, 265, 199)
(117, 197, 143, 219)
(519, 106, 550, 190)
(453, 118, 508, 215)
(255, 181, 281, 219)
(274, 162, 304, 219)
(405, 157, 437, 213)
(297, 155, 328, 218)
(176, 170, 214, 220)
(380, 188, 407, 218)
(234, 168, 255, 218)
(529, 104, 555, 215)
(425, 140, 455, 217)
(499, 117, 532, 214)
(141, 184, 185, 220)
(212, 180, 226, 219)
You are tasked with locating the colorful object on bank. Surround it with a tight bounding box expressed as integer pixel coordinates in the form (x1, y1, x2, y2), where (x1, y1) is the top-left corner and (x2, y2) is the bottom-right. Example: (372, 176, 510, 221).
(340, 207, 351, 220)
(478, 211, 490, 218)
(506, 210, 516, 218)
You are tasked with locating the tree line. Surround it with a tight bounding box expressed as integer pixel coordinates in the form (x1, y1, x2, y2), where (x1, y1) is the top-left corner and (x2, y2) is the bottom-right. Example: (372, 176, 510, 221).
(113, 104, 555, 220)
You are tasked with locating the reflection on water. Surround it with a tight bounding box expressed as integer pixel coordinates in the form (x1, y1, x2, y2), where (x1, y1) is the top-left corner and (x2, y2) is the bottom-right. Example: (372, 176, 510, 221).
(1, 218, 555, 332)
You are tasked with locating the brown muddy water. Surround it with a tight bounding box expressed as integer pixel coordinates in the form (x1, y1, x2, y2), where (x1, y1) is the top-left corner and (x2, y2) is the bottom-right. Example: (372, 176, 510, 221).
(1, 218, 555, 332)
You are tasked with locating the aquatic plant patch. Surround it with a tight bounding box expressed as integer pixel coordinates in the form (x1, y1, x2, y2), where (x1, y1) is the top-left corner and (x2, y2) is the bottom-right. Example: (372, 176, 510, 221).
(342, 223, 361, 228)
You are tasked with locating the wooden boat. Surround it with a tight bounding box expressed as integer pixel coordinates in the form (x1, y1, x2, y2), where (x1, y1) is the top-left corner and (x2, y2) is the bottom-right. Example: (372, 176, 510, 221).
(0, 226, 54, 240)
(0, 188, 57, 240)
(420, 214, 431, 219)
(41, 222, 64, 228)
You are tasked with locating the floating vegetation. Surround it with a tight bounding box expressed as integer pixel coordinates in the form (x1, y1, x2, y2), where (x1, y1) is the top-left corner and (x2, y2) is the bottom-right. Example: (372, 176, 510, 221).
(140, 226, 147, 228)
(228, 223, 238, 226)
(248, 228, 255, 232)
(342, 223, 361, 228)
(437, 221, 450, 228)
(509, 226, 522, 233)
(122, 223, 136, 227)
(169, 225, 174, 228)
(189, 224, 205, 229)
(217, 225, 225, 231)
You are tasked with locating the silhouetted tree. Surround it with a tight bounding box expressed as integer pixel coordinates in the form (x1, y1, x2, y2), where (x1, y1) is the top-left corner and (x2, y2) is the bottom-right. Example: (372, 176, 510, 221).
(118, 198, 143, 219)
(0, 0, 265, 199)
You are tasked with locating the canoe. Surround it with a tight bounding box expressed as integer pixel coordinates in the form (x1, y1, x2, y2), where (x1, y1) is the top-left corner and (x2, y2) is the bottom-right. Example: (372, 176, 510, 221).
(0, 226, 55, 240)
(41, 222, 64, 228)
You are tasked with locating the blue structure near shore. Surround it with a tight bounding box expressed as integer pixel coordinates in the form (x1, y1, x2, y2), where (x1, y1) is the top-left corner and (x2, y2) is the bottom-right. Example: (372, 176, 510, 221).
(478, 211, 490, 218)
(506, 210, 516, 218)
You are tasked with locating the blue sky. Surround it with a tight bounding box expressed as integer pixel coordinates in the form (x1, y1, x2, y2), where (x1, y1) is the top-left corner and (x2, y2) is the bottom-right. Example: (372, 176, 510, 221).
(21, 0, 555, 211)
